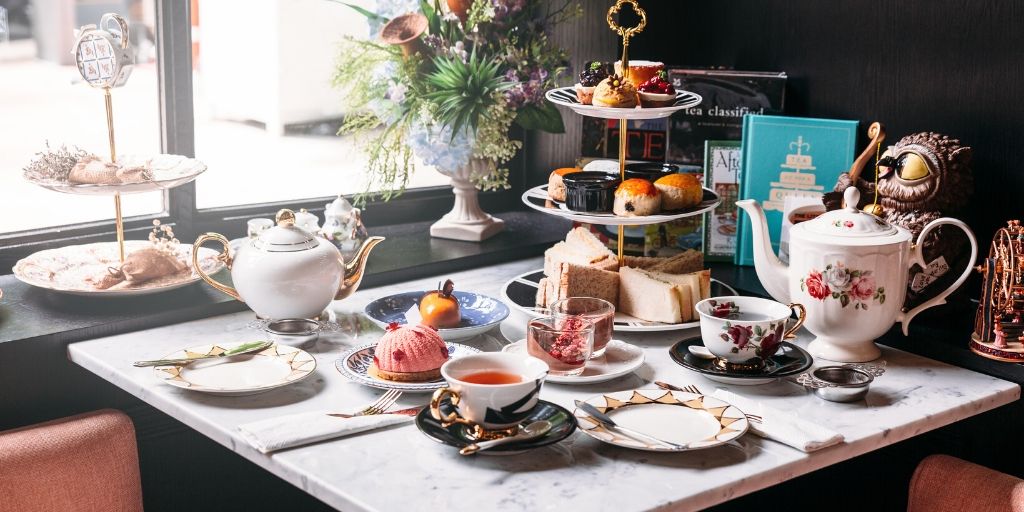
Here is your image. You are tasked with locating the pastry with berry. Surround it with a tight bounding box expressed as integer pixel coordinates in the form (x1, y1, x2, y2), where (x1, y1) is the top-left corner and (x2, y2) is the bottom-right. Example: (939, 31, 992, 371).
(592, 74, 638, 108)
(574, 61, 610, 105)
(637, 71, 677, 108)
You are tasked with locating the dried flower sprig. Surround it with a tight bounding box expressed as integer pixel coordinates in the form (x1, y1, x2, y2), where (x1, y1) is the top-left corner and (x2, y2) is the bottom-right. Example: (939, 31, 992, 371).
(148, 219, 180, 254)
(23, 142, 93, 183)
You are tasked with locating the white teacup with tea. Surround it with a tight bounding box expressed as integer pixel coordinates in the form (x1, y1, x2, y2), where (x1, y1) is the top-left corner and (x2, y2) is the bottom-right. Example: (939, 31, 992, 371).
(695, 296, 806, 368)
(430, 353, 549, 431)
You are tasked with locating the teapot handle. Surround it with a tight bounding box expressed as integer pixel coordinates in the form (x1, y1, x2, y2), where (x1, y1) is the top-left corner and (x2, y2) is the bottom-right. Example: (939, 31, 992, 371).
(897, 218, 977, 335)
(100, 13, 131, 50)
(192, 233, 242, 302)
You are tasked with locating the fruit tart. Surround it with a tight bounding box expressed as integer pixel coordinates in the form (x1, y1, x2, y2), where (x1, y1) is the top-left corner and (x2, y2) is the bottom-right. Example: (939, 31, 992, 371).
(574, 61, 610, 105)
(637, 71, 677, 108)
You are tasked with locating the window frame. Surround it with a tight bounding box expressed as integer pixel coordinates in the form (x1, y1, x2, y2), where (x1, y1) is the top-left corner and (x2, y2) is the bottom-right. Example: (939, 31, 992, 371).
(0, 0, 525, 271)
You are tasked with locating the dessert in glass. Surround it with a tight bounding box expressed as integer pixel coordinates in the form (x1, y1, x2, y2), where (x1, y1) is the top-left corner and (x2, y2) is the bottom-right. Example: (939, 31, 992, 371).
(526, 316, 594, 376)
(549, 297, 615, 358)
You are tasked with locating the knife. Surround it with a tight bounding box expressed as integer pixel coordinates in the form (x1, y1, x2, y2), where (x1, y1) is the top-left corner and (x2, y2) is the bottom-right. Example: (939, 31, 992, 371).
(133, 341, 274, 367)
(574, 400, 684, 449)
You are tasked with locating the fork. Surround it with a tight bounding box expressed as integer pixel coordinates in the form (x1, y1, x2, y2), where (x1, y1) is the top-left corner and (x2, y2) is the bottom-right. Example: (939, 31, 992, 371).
(327, 389, 403, 418)
(655, 381, 762, 424)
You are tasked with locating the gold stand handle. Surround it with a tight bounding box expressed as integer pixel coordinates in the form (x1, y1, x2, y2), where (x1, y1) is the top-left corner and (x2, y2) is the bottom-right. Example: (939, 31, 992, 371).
(784, 303, 807, 339)
(192, 233, 241, 301)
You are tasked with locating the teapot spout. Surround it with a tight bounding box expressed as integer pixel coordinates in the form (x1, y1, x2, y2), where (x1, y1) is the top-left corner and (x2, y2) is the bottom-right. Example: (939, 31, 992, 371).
(735, 199, 791, 303)
(336, 236, 385, 301)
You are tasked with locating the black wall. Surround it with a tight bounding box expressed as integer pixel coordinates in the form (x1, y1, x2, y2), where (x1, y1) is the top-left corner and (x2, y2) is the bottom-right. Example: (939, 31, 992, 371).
(628, 0, 1024, 239)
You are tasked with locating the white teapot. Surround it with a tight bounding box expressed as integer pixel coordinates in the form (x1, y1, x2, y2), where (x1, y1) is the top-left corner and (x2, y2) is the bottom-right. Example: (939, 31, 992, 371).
(737, 187, 977, 362)
(192, 209, 384, 320)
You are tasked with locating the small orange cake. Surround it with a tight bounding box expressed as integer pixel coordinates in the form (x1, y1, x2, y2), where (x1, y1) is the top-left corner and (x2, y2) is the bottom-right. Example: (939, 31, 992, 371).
(654, 173, 703, 210)
(548, 167, 581, 201)
(613, 178, 662, 217)
(371, 323, 450, 382)
(615, 60, 665, 88)
(419, 279, 461, 328)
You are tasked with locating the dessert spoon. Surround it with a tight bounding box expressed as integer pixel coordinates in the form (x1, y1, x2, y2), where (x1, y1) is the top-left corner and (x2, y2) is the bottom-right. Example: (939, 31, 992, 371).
(459, 420, 552, 455)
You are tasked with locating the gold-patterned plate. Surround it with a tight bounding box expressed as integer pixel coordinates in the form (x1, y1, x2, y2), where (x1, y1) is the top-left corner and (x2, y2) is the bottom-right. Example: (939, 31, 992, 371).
(574, 389, 749, 452)
(152, 342, 316, 396)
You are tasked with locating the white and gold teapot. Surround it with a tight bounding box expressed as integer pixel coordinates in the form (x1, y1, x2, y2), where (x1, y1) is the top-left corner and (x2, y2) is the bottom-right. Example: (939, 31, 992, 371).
(192, 209, 384, 320)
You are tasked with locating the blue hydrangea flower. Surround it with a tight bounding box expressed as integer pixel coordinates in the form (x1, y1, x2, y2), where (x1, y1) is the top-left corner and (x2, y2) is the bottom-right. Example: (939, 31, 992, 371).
(408, 121, 476, 173)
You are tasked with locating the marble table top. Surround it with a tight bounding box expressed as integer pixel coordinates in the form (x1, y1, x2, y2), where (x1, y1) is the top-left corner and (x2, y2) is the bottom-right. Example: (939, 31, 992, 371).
(68, 257, 1020, 512)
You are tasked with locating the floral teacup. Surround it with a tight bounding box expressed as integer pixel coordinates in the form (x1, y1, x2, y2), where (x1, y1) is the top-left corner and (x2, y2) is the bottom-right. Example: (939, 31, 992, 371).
(695, 296, 806, 368)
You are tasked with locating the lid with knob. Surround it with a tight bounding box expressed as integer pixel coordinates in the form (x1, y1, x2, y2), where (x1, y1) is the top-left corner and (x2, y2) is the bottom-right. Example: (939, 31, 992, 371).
(252, 209, 321, 252)
(792, 187, 910, 244)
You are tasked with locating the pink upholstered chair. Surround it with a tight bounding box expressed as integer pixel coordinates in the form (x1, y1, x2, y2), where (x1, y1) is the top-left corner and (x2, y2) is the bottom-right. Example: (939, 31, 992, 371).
(909, 454, 1024, 512)
(0, 409, 144, 512)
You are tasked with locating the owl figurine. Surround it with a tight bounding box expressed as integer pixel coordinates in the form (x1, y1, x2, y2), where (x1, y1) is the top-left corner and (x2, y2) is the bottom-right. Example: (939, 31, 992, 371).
(825, 130, 974, 308)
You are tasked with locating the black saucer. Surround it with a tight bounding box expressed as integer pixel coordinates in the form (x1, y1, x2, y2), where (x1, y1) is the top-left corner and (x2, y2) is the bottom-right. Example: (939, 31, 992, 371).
(415, 399, 577, 454)
(669, 336, 813, 379)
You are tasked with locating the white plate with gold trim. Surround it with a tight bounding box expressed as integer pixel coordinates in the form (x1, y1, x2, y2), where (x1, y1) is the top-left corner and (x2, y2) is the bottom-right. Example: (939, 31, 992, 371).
(502, 339, 645, 384)
(152, 342, 316, 396)
(574, 389, 749, 452)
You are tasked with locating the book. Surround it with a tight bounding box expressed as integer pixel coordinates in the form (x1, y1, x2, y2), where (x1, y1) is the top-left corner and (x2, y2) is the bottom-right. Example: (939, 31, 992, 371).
(667, 69, 787, 166)
(703, 141, 741, 261)
(734, 115, 859, 266)
(581, 118, 668, 162)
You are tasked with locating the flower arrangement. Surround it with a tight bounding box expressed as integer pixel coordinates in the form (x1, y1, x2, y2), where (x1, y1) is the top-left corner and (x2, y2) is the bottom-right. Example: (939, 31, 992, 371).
(333, 0, 581, 202)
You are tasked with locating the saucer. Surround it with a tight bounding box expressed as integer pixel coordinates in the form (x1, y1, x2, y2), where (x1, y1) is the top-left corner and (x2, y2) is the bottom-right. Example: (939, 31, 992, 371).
(502, 340, 645, 384)
(335, 341, 481, 392)
(364, 291, 510, 341)
(668, 336, 813, 386)
(415, 399, 577, 455)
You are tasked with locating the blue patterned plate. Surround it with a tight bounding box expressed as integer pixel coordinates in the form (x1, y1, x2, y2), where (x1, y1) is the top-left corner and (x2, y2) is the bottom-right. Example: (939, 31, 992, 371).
(363, 291, 510, 341)
(334, 341, 481, 392)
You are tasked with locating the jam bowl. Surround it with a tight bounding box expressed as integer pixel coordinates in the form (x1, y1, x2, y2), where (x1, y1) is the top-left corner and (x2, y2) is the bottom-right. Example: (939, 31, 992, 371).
(562, 172, 621, 213)
(623, 162, 679, 182)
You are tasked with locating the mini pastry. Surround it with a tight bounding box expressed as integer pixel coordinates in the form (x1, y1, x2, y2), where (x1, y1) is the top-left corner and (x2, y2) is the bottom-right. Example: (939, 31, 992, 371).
(548, 167, 581, 202)
(419, 279, 461, 328)
(654, 173, 703, 210)
(613, 178, 662, 216)
(592, 75, 638, 108)
(574, 61, 609, 105)
(614, 60, 665, 88)
(371, 323, 450, 382)
(637, 71, 677, 108)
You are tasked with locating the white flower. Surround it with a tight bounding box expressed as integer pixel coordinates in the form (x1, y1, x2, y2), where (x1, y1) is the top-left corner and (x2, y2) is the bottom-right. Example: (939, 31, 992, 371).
(408, 120, 476, 173)
(824, 264, 852, 290)
(386, 82, 407, 103)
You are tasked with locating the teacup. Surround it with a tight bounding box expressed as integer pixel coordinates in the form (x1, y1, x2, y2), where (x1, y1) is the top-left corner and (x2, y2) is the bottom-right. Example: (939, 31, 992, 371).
(694, 296, 806, 368)
(430, 353, 549, 432)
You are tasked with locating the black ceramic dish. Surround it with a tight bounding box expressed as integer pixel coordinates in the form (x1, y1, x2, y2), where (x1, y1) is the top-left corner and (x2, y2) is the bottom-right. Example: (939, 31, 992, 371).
(562, 171, 621, 213)
(415, 399, 577, 455)
(668, 336, 813, 379)
(623, 162, 680, 181)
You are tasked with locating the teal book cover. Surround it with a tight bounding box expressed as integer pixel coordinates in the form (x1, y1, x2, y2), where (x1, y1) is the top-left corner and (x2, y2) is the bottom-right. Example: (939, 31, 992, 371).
(734, 115, 859, 266)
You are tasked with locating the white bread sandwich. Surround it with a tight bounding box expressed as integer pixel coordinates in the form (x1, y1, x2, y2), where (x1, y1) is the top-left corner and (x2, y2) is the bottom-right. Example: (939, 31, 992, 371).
(617, 266, 683, 323)
(543, 227, 618, 276)
(641, 269, 710, 321)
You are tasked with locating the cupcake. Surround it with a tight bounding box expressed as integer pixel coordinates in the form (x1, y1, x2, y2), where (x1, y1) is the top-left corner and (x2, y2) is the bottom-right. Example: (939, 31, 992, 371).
(613, 178, 662, 216)
(548, 167, 581, 202)
(574, 61, 609, 105)
(654, 173, 703, 210)
(614, 60, 665, 88)
(593, 75, 638, 108)
(371, 323, 449, 382)
(637, 71, 677, 108)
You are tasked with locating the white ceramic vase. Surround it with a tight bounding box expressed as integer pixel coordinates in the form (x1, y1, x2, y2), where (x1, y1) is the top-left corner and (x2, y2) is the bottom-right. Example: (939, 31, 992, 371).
(430, 158, 505, 242)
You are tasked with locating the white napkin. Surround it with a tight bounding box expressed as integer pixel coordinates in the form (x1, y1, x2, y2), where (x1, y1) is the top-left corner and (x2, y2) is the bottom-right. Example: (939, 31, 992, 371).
(238, 410, 414, 454)
(712, 389, 844, 452)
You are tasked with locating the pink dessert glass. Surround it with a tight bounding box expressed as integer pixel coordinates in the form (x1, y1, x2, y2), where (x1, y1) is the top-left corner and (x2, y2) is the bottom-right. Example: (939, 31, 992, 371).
(526, 316, 595, 376)
(549, 297, 615, 358)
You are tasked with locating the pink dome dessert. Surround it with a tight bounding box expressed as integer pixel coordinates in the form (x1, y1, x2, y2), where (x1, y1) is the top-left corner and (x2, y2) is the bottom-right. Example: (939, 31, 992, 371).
(371, 323, 449, 382)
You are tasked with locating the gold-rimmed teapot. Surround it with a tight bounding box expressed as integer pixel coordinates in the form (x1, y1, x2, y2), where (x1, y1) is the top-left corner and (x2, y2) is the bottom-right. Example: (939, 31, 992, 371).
(192, 209, 384, 320)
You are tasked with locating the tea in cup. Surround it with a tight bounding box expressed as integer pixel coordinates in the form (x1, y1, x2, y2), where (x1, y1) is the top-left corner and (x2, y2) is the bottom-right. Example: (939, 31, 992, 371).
(430, 353, 548, 431)
(694, 296, 806, 368)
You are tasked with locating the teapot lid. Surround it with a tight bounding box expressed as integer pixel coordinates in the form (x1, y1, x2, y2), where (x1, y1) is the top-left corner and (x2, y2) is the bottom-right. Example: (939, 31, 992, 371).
(801, 187, 900, 238)
(253, 209, 320, 252)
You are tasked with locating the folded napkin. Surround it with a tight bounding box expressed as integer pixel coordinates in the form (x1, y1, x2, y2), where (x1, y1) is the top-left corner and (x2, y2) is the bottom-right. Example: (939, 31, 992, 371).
(238, 410, 413, 454)
(712, 389, 844, 453)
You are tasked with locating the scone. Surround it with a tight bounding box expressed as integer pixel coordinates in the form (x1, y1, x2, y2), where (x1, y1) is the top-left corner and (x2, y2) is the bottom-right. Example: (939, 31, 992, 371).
(613, 178, 661, 216)
(548, 167, 581, 202)
(593, 75, 638, 108)
(654, 173, 703, 210)
(370, 323, 449, 382)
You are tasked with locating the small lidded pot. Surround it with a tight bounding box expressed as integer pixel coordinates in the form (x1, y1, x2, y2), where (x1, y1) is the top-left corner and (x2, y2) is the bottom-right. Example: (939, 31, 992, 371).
(623, 162, 679, 182)
(562, 171, 621, 213)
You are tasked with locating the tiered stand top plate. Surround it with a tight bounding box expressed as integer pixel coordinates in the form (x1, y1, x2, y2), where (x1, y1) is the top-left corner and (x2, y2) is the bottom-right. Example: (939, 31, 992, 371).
(522, 184, 720, 226)
(26, 154, 207, 195)
(545, 87, 702, 120)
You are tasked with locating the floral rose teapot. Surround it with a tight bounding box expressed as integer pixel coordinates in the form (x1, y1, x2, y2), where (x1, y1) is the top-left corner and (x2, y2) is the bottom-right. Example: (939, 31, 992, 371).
(192, 209, 384, 320)
(737, 187, 977, 362)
